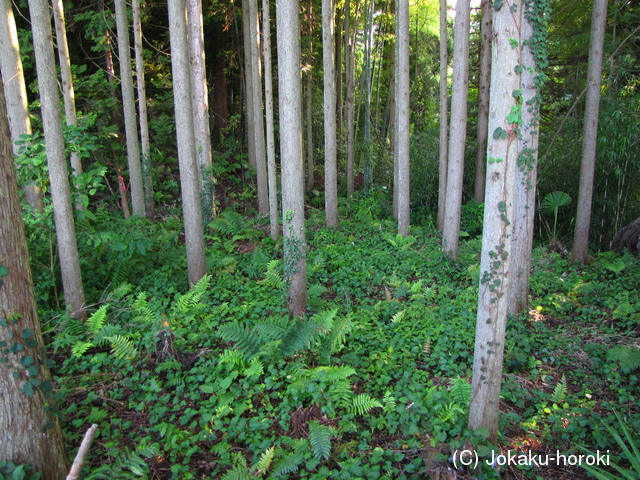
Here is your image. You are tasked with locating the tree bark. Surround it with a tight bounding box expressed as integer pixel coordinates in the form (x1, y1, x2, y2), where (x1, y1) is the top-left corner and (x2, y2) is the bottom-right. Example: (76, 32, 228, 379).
(0, 77, 68, 480)
(468, 0, 522, 443)
(277, 0, 307, 317)
(168, 0, 207, 285)
(436, 0, 448, 230)
(571, 0, 608, 264)
(132, 0, 155, 221)
(395, 0, 410, 237)
(474, 0, 492, 203)
(188, 0, 215, 223)
(305, 0, 314, 193)
(29, 0, 86, 316)
(323, 0, 338, 226)
(241, 0, 256, 169)
(344, 0, 359, 195)
(114, 0, 146, 217)
(250, 0, 269, 214)
(442, 0, 471, 258)
(52, 0, 84, 194)
(0, 0, 42, 210)
(508, 0, 545, 315)
(262, 0, 279, 240)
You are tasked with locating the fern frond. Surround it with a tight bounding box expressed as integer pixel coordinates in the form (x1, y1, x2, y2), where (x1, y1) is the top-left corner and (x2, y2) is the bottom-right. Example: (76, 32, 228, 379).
(110, 260, 131, 287)
(64, 318, 88, 337)
(87, 305, 109, 335)
(551, 375, 568, 404)
(607, 346, 640, 373)
(86, 446, 150, 479)
(349, 394, 382, 416)
(218, 322, 264, 358)
(328, 380, 354, 409)
(438, 402, 464, 423)
(243, 357, 264, 377)
(175, 274, 210, 312)
(246, 247, 270, 278)
(105, 335, 138, 360)
(449, 377, 471, 406)
(270, 452, 303, 477)
(72, 341, 94, 357)
(310, 365, 356, 382)
(423, 336, 432, 355)
(251, 446, 275, 476)
(279, 319, 323, 356)
(382, 391, 397, 413)
(221, 453, 251, 480)
(210, 210, 248, 236)
(260, 260, 284, 289)
(391, 309, 407, 323)
(308, 421, 332, 460)
(219, 348, 247, 367)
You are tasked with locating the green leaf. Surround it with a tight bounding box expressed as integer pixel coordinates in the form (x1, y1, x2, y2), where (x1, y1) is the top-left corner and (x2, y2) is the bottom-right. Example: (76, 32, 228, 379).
(0, 265, 8, 277)
(494, 0, 504, 10)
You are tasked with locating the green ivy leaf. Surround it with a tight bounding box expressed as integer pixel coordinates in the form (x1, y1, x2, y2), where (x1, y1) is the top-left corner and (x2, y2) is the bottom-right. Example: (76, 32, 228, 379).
(494, 0, 504, 10)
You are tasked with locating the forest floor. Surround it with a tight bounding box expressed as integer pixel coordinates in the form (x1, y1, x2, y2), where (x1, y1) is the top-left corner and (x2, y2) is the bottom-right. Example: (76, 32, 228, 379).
(35, 205, 639, 480)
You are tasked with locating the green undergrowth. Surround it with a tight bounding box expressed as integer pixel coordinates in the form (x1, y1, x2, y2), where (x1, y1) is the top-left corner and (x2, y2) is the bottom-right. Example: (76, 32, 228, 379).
(31, 208, 640, 479)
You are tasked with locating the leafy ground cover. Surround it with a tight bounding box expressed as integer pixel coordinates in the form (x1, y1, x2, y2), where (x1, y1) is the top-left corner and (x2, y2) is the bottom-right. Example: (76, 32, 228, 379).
(27, 203, 640, 480)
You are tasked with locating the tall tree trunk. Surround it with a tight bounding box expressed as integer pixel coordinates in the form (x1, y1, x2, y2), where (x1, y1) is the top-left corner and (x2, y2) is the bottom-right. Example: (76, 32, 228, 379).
(132, 0, 155, 221)
(474, 0, 492, 203)
(508, 0, 546, 315)
(335, 7, 343, 136)
(396, 0, 410, 237)
(52, 0, 83, 189)
(571, 0, 608, 264)
(441, 0, 470, 259)
(362, 0, 374, 192)
(323, 0, 338, 226)
(114, 0, 146, 217)
(248, 0, 268, 214)
(436, 0, 448, 230)
(241, 0, 257, 169)
(262, 0, 279, 239)
(0, 78, 68, 480)
(188, 0, 215, 223)
(277, 0, 307, 317)
(0, 0, 42, 210)
(344, 0, 359, 195)
(212, 57, 229, 139)
(168, 0, 207, 285)
(468, 0, 521, 443)
(29, 0, 86, 316)
(305, 0, 314, 193)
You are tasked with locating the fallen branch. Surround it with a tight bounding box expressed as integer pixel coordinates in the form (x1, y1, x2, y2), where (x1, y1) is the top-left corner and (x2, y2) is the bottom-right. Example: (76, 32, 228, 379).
(66, 424, 98, 480)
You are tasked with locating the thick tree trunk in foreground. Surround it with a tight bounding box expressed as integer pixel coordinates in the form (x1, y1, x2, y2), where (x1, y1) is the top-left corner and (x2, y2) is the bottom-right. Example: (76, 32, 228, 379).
(468, 0, 522, 443)
(395, 0, 410, 237)
(132, 0, 155, 221)
(323, 0, 338, 227)
(508, 1, 545, 315)
(0, 0, 42, 210)
(114, 0, 145, 217)
(0, 78, 68, 480)
(29, 0, 85, 316)
(571, 0, 608, 264)
(277, 0, 307, 317)
(168, 0, 207, 285)
(442, 0, 470, 258)
(436, 0, 448, 230)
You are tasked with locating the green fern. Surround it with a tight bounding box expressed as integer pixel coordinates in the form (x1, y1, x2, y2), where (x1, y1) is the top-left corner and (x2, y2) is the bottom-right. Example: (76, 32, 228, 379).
(251, 446, 275, 476)
(221, 453, 251, 480)
(349, 394, 383, 416)
(87, 305, 109, 335)
(270, 451, 304, 477)
(260, 260, 284, 289)
(246, 247, 270, 278)
(449, 377, 471, 406)
(391, 309, 407, 323)
(437, 402, 464, 423)
(327, 380, 354, 409)
(86, 445, 155, 479)
(219, 348, 247, 367)
(110, 259, 131, 287)
(319, 313, 354, 359)
(175, 274, 210, 312)
(308, 421, 332, 460)
(551, 375, 568, 404)
(72, 341, 94, 357)
(105, 335, 138, 360)
(382, 391, 397, 413)
(607, 346, 640, 373)
(210, 210, 248, 236)
(218, 322, 265, 358)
